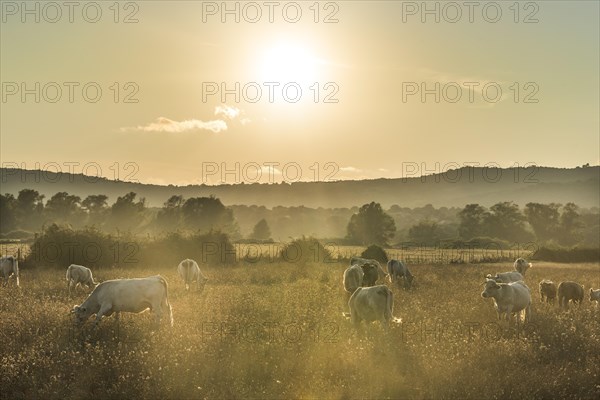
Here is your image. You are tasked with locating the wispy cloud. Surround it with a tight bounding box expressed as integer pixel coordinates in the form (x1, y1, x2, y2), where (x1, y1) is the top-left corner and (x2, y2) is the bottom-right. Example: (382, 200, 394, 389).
(122, 117, 227, 133)
(340, 166, 362, 173)
(215, 105, 240, 119)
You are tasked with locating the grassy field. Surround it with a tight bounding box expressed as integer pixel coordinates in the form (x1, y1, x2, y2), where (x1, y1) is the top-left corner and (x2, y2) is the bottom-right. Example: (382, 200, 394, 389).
(1, 261, 599, 399)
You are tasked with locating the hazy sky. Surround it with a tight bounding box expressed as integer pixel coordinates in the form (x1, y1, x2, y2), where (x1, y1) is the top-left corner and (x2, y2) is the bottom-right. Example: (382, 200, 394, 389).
(1, 1, 599, 185)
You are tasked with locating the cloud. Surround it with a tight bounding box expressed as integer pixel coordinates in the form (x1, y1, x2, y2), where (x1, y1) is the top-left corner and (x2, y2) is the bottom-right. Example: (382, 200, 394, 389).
(122, 117, 227, 133)
(215, 105, 241, 119)
(340, 166, 362, 173)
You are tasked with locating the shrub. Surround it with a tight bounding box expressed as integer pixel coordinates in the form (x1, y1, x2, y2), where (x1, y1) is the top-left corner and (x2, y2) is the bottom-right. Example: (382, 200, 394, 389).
(360, 244, 388, 264)
(279, 236, 332, 265)
(533, 246, 600, 263)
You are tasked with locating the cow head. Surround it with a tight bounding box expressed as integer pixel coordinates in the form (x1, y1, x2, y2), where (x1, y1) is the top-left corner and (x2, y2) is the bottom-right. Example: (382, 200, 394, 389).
(404, 274, 414, 289)
(590, 289, 600, 302)
(71, 305, 92, 325)
(481, 279, 501, 298)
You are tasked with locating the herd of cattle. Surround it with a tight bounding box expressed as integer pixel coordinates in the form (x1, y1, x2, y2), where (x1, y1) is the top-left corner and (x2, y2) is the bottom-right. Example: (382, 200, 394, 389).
(341, 257, 600, 331)
(1, 254, 599, 332)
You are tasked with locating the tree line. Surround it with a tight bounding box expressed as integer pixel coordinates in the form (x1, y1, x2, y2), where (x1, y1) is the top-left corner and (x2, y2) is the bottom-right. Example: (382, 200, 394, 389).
(1, 189, 598, 249)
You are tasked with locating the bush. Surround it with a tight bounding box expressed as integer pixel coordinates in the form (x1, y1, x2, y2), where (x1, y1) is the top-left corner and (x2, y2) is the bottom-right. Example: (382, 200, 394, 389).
(278, 236, 332, 265)
(139, 230, 236, 267)
(532, 246, 600, 263)
(360, 244, 388, 264)
(27, 223, 117, 269)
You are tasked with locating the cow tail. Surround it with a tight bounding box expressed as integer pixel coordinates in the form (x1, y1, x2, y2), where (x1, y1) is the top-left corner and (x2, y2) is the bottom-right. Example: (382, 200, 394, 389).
(159, 276, 174, 327)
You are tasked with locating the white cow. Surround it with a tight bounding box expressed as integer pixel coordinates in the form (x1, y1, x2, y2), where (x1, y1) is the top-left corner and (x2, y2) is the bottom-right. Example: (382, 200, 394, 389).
(177, 259, 208, 292)
(481, 279, 531, 324)
(66, 264, 97, 295)
(343, 264, 364, 294)
(387, 259, 414, 289)
(487, 271, 525, 284)
(514, 258, 532, 275)
(343, 285, 401, 332)
(71, 275, 173, 327)
(0, 255, 19, 287)
(487, 258, 532, 283)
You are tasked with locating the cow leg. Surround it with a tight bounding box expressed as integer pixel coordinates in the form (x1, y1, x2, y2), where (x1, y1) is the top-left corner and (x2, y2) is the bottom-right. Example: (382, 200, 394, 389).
(94, 304, 112, 328)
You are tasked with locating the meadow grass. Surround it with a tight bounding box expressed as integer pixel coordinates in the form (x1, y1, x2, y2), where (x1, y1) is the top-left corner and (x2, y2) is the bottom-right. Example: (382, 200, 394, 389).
(0, 261, 599, 399)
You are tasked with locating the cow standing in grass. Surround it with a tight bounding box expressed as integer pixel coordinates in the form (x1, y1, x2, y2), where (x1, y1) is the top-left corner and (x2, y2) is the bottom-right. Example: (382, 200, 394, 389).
(343, 285, 401, 333)
(0, 256, 19, 287)
(539, 280, 557, 304)
(177, 259, 208, 292)
(487, 258, 532, 284)
(481, 279, 531, 324)
(557, 281, 584, 309)
(350, 257, 388, 285)
(66, 264, 97, 296)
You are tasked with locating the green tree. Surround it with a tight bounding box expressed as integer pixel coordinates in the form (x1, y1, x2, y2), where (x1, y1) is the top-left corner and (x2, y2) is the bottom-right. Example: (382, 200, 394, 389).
(182, 195, 238, 236)
(111, 192, 146, 230)
(0, 193, 18, 233)
(408, 219, 440, 245)
(347, 202, 396, 246)
(82, 194, 109, 227)
(45, 192, 82, 222)
(16, 189, 45, 230)
(156, 195, 184, 231)
(251, 218, 271, 240)
(458, 204, 488, 239)
(524, 202, 560, 242)
(486, 201, 532, 242)
(558, 202, 582, 246)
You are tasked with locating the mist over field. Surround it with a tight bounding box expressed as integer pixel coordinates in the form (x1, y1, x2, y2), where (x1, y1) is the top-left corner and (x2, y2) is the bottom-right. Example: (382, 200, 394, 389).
(1, 1, 599, 399)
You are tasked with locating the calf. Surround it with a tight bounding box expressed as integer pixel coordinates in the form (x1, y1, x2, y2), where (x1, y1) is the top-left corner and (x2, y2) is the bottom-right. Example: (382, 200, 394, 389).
(343, 285, 401, 332)
(0, 256, 19, 287)
(66, 264, 97, 295)
(538, 280, 557, 304)
(557, 281, 584, 309)
(481, 279, 531, 324)
(387, 259, 414, 289)
(71, 275, 173, 327)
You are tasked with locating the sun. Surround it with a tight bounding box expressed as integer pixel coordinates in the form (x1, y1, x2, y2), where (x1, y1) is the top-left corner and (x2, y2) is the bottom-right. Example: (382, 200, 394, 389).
(259, 43, 318, 85)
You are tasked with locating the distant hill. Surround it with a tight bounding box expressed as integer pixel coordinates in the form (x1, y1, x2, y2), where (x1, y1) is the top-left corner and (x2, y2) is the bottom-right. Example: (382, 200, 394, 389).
(1, 166, 598, 209)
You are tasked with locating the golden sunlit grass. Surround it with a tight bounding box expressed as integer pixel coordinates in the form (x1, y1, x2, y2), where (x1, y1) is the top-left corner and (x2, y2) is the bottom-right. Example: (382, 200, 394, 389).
(1, 262, 599, 399)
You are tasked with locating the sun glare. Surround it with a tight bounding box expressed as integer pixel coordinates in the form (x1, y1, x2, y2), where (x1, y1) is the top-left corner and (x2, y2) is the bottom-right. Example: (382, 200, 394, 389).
(259, 43, 318, 85)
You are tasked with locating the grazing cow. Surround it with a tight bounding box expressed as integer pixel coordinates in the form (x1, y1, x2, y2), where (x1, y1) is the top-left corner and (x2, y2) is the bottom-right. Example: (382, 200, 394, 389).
(481, 279, 531, 324)
(557, 281, 584, 309)
(0, 256, 19, 287)
(177, 259, 208, 292)
(343, 264, 364, 294)
(387, 259, 414, 289)
(343, 285, 401, 332)
(590, 288, 600, 303)
(538, 280, 557, 304)
(514, 258, 532, 275)
(66, 264, 97, 295)
(350, 257, 388, 282)
(71, 275, 173, 327)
